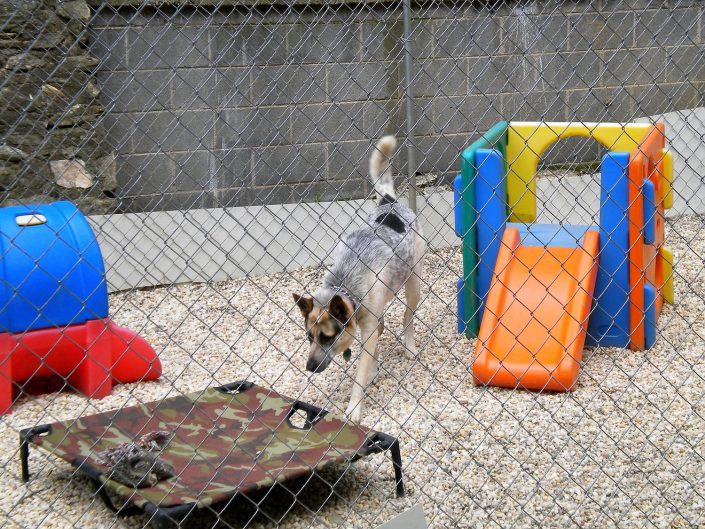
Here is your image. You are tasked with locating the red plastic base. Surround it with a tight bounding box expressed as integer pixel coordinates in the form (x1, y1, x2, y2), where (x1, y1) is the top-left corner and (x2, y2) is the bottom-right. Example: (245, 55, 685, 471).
(0, 318, 161, 414)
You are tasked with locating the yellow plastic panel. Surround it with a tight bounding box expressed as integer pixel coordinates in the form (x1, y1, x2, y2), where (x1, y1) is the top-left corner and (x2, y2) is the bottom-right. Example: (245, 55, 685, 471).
(506, 122, 654, 222)
(661, 149, 674, 209)
(660, 246, 674, 304)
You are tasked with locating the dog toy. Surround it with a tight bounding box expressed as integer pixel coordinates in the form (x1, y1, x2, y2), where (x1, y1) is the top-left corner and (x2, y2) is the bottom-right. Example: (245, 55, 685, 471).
(98, 430, 174, 488)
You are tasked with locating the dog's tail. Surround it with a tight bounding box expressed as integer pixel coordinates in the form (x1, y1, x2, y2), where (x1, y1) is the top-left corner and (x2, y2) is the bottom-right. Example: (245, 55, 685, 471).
(369, 135, 398, 202)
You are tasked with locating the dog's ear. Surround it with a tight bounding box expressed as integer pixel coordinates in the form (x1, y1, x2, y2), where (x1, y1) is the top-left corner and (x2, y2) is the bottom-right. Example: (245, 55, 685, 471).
(293, 293, 314, 316)
(329, 294, 353, 324)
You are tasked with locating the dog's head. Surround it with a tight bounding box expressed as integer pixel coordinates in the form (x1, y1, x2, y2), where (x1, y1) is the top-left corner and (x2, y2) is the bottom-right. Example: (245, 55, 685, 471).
(292, 293, 357, 373)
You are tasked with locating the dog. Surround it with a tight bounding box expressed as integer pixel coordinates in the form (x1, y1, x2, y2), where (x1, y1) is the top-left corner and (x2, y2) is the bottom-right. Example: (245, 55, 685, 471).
(293, 136, 426, 423)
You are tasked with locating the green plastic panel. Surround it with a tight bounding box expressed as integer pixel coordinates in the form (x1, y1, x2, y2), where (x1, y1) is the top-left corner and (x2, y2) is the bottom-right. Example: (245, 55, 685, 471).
(459, 121, 508, 338)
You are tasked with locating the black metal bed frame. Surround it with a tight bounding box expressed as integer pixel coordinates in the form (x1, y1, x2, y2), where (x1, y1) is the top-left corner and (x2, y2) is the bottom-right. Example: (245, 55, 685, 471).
(19, 380, 404, 528)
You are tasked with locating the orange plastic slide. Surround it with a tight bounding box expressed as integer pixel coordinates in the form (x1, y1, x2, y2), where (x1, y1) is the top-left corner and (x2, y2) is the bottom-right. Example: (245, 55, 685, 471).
(473, 227, 600, 392)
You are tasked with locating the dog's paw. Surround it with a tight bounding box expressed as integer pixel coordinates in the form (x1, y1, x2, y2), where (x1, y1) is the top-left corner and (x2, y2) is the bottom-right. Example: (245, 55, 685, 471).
(403, 341, 418, 360)
(344, 403, 363, 423)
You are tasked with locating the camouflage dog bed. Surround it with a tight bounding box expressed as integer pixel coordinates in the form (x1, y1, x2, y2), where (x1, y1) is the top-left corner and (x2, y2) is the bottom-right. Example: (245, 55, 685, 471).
(20, 381, 403, 527)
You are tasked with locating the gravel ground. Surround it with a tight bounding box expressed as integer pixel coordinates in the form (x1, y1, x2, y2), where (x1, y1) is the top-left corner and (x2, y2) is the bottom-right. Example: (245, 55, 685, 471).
(1, 214, 704, 529)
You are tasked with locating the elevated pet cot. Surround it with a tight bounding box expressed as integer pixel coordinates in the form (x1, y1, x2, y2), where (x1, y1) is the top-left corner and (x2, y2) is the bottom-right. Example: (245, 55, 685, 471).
(19, 381, 404, 528)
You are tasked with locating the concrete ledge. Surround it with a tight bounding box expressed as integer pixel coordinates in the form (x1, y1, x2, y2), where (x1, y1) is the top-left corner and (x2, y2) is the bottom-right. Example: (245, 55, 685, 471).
(89, 190, 457, 292)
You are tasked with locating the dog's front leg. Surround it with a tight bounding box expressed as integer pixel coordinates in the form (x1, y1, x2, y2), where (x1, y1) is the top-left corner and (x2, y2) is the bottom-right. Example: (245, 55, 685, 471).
(345, 320, 379, 423)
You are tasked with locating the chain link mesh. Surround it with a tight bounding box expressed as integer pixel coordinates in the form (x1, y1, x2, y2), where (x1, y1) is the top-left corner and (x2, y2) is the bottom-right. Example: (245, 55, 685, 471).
(1, 0, 704, 528)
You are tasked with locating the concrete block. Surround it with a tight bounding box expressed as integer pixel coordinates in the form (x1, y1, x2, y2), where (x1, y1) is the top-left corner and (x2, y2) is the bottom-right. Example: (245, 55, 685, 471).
(126, 26, 211, 69)
(665, 45, 705, 83)
(634, 7, 701, 49)
(408, 17, 436, 60)
(502, 13, 567, 54)
(219, 106, 293, 148)
(535, 51, 601, 91)
(209, 24, 248, 67)
(540, 135, 602, 166)
(120, 190, 210, 212)
(598, 47, 666, 87)
(413, 58, 468, 98)
(290, 102, 365, 144)
(171, 150, 219, 192)
(413, 94, 494, 137)
(360, 99, 404, 140)
(469, 54, 537, 95)
(117, 8, 169, 28)
(292, 178, 369, 204)
(565, 87, 634, 122)
(628, 82, 701, 117)
(88, 27, 129, 71)
(211, 186, 250, 208)
(252, 143, 327, 186)
(100, 70, 171, 113)
(129, 109, 216, 154)
(248, 184, 295, 206)
(171, 68, 221, 109)
(115, 152, 176, 196)
(415, 133, 467, 176)
(359, 13, 435, 59)
(412, 97, 435, 137)
(214, 67, 251, 107)
(287, 21, 361, 63)
(433, 16, 502, 58)
(208, 20, 295, 67)
(213, 147, 252, 188)
(327, 61, 400, 102)
(503, 90, 568, 121)
(96, 112, 136, 153)
(360, 16, 404, 62)
(240, 23, 291, 66)
(568, 12, 634, 51)
(327, 140, 371, 183)
(249, 64, 327, 106)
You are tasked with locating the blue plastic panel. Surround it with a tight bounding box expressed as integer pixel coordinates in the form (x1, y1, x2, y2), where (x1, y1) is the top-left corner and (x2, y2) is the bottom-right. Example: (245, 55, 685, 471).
(643, 179, 656, 245)
(475, 149, 507, 319)
(644, 284, 656, 349)
(512, 223, 593, 247)
(453, 174, 463, 238)
(0, 201, 108, 333)
(586, 152, 631, 348)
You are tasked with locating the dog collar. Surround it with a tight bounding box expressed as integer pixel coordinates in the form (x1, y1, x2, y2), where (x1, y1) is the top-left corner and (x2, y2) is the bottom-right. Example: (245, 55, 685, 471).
(336, 288, 359, 315)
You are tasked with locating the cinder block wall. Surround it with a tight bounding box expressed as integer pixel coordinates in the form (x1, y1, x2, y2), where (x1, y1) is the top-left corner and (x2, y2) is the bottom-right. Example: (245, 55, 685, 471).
(89, 0, 704, 212)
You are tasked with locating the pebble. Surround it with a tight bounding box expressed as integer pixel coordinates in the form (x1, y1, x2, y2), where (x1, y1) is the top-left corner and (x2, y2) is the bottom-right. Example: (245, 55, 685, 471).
(0, 216, 703, 528)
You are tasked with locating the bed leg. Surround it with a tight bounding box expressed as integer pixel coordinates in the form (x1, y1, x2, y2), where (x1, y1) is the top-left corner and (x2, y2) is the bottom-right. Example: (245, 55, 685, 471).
(19, 425, 52, 482)
(19, 433, 29, 482)
(390, 440, 404, 497)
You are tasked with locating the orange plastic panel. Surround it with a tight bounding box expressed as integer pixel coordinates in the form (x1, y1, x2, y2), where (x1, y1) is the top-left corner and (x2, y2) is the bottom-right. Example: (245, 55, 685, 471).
(627, 123, 670, 350)
(473, 228, 600, 392)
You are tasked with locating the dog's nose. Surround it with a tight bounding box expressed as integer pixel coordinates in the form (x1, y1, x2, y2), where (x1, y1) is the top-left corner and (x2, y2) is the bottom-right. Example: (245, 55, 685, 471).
(306, 358, 319, 372)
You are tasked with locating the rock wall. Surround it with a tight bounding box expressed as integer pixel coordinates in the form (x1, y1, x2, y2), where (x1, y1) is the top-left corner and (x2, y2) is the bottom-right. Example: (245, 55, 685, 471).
(0, 0, 116, 213)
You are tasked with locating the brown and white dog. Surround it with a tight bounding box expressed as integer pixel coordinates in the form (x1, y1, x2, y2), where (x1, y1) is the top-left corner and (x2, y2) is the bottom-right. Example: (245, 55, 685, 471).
(293, 136, 426, 423)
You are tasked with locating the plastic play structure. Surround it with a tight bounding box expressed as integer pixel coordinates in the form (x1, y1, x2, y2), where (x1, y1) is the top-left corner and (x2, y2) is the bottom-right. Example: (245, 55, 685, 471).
(0, 201, 161, 414)
(454, 122, 674, 391)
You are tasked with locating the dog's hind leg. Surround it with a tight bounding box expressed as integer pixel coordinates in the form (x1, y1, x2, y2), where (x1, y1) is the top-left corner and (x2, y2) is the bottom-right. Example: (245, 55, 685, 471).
(402, 265, 422, 360)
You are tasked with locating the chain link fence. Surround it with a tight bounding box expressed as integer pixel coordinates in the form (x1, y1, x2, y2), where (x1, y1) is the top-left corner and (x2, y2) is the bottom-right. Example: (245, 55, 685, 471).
(1, 0, 704, 528)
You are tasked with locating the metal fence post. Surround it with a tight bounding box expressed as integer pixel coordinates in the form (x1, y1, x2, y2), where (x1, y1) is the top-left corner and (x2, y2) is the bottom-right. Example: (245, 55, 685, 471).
(402, 0, 417, 213)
